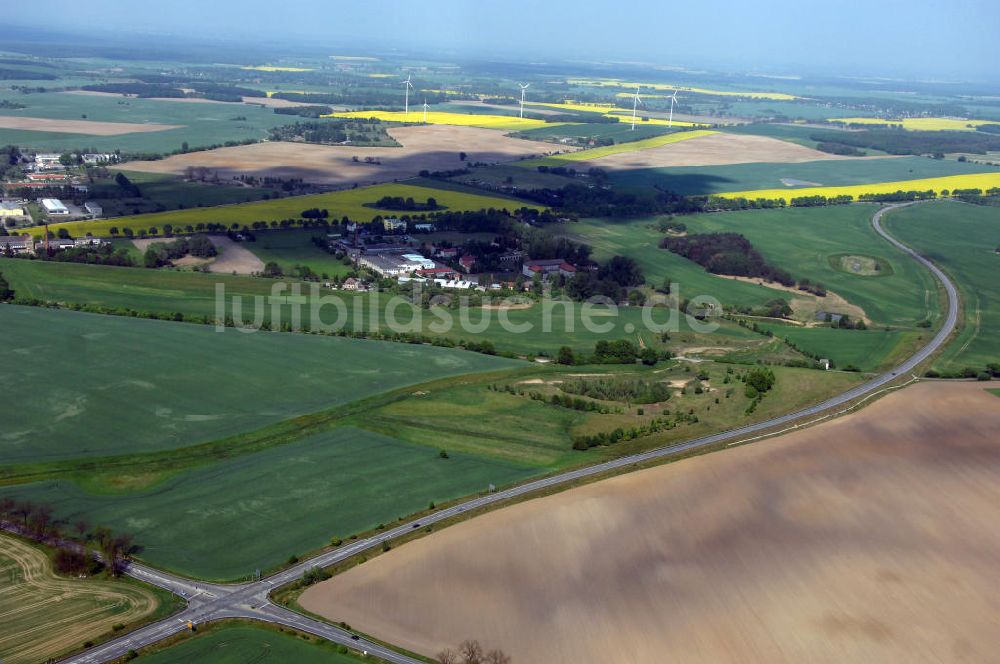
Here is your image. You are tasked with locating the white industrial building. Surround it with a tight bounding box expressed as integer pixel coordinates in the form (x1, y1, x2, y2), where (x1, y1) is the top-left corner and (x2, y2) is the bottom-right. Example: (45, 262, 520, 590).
(40, 198, 70, 215)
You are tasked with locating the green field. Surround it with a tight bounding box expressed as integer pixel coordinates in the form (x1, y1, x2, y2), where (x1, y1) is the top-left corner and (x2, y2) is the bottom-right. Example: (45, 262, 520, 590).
(0, 259, 763, 357)
(32, 182, 540, 238)
(0, 305, 517, 463)
(244, 229, 354, 278)
(4, 426, 536, 579)
(562, 205, 936, 327)
(0, 91, 289, 153)
(136, 624, 365, 663)
(756, 323, 923, 371)
(608, 155, 999, 195)
(884, 200, 1000, 372)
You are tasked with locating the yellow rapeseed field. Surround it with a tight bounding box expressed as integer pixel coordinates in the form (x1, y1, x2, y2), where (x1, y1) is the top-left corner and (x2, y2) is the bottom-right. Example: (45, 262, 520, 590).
(518, 129, 717, 167)
(242, 65, 314, 72)
(323, 110, 555, 131)
(715, 172, 1000, 202)
(29, 183, 542, 239)
(827, 117, 998, 132)
(569, 78, 800, 100)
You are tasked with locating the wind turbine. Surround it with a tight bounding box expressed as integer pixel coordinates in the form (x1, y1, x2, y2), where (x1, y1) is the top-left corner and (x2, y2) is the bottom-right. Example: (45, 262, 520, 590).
(518, 83, 530, 119)
(403, 74, 413, 116)
(422, 98, 429, 123)
(668, 90, 680, 128)
(630, 85, 643, 130)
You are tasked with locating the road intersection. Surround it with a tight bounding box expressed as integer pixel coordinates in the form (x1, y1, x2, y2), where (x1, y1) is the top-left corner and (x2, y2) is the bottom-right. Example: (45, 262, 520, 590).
(62, 202, 959, 664)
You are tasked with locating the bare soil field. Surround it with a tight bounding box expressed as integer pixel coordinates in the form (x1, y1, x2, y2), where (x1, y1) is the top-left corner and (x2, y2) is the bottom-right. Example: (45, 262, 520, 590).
(119, 125, 565, 185)
(301, 382, 1000, 663)
(206, 236, 264, 274)
(583, 132, 890, 169)
(130, 236, 263, 273)
(0, 115, 182, 136)
(0, 533, 158, 664)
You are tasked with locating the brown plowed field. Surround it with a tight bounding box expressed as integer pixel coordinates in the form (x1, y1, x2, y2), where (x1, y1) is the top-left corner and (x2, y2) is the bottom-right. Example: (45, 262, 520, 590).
(119, 125, 564, 185)
(301, 382, 1000, 663)
(585, 132, 892, 169)
(0, 116, 181, 136)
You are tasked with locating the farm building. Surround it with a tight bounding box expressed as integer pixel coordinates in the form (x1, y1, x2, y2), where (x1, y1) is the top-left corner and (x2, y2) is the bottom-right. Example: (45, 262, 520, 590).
(74, 236, 108, 247)
(459, 255, 477, 273)
(0, 201, 27, 218)
(383, 217, 407, 232)
(35, 237, 75, 252)
(340, 277, 367, 291)
(416, 267, 461, 280)
(433, 246, 459, 258)
(40, 198, 70, 215)
(33, 153, 63, 169)
(83, 201, 103, 217)
(0, 234, 33, 254)
(522, 258, 577, 279)
(82, 153, 114, 165)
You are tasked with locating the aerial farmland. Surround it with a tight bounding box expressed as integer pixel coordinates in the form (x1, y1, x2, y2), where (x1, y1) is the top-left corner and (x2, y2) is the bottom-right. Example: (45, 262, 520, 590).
(1, 3, 999, 664)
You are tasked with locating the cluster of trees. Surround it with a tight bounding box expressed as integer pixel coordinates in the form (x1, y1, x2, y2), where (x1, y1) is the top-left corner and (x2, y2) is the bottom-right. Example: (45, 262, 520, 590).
(47, 243, 135, 267)
(437, 640, 510, 664)
(521, 230, 592, 264)
(268, 119, 396, 146)
(143, 235, 216, 268)
(815, 141, 866, 156)
(300, 208, 329, 219)
(926, 362, 1000, 381)
(808, 127, 1000, 156)
(561, 377, 672, 404)
(519, 183, 699, 218)
(563, 255, 645, 302)
(660, 232, 794, 286)
(589, 339, 664, 365)
(0, 271, 13, 300)
(0, 497, 139, 577)
(372, 195, 441, 211)
(269, 120, 349, 144)
(571, 410, 700, 450)
(273, 105, 334, 118)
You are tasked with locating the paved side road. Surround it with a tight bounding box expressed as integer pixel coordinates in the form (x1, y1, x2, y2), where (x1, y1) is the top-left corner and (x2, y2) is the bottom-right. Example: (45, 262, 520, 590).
(60, 202, 959, 664)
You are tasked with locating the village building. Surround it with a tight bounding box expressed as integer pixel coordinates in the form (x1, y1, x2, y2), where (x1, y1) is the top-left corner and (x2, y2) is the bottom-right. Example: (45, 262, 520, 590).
(522, 258, 577, 279)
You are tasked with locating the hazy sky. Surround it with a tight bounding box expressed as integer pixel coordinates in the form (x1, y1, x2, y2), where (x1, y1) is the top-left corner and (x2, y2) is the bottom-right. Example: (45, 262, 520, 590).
(7, 0, 999, 81)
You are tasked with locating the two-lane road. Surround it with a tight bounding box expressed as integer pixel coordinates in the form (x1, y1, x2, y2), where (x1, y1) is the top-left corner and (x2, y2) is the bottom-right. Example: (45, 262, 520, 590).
(61, 202, 959, 664)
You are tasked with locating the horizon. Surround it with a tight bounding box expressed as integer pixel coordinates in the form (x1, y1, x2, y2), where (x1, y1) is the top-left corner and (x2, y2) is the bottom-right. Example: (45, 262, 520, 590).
(4, 0, 1000, 84)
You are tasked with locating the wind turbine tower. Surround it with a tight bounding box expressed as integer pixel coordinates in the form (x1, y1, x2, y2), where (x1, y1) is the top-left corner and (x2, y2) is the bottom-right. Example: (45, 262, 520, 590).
(518, 83, 530, 119)
(630, 85, 643, 130)
(668, 90, 680, 128)
(423, 99, 429, 123)
(403, 74, 413, 116)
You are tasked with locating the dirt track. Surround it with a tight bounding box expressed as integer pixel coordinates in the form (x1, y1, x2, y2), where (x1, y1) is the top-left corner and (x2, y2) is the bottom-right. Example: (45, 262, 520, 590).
(0, 115, 182, 136)
(119, 125, 563, 185)
(583, 132, 892, 169)
(301, 382, 1000, 663)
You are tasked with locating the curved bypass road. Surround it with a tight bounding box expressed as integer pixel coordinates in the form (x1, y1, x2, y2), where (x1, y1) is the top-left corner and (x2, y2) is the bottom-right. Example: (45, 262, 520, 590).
(62, 203, 959, 664)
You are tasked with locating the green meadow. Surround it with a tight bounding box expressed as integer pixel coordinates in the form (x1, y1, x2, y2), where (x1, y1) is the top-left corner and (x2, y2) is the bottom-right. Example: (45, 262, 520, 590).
(0, 91, 289, 153)
(0, 259, 761, 357)
(243, 229, 354, 278)
(137, 624, 364, 664)
(4, 427, 535, 579)
(608, 155, 998, 195)
(884, 200, 1000, 372)
(0, 305, 517, 464)
(563, 205, 936, 326)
